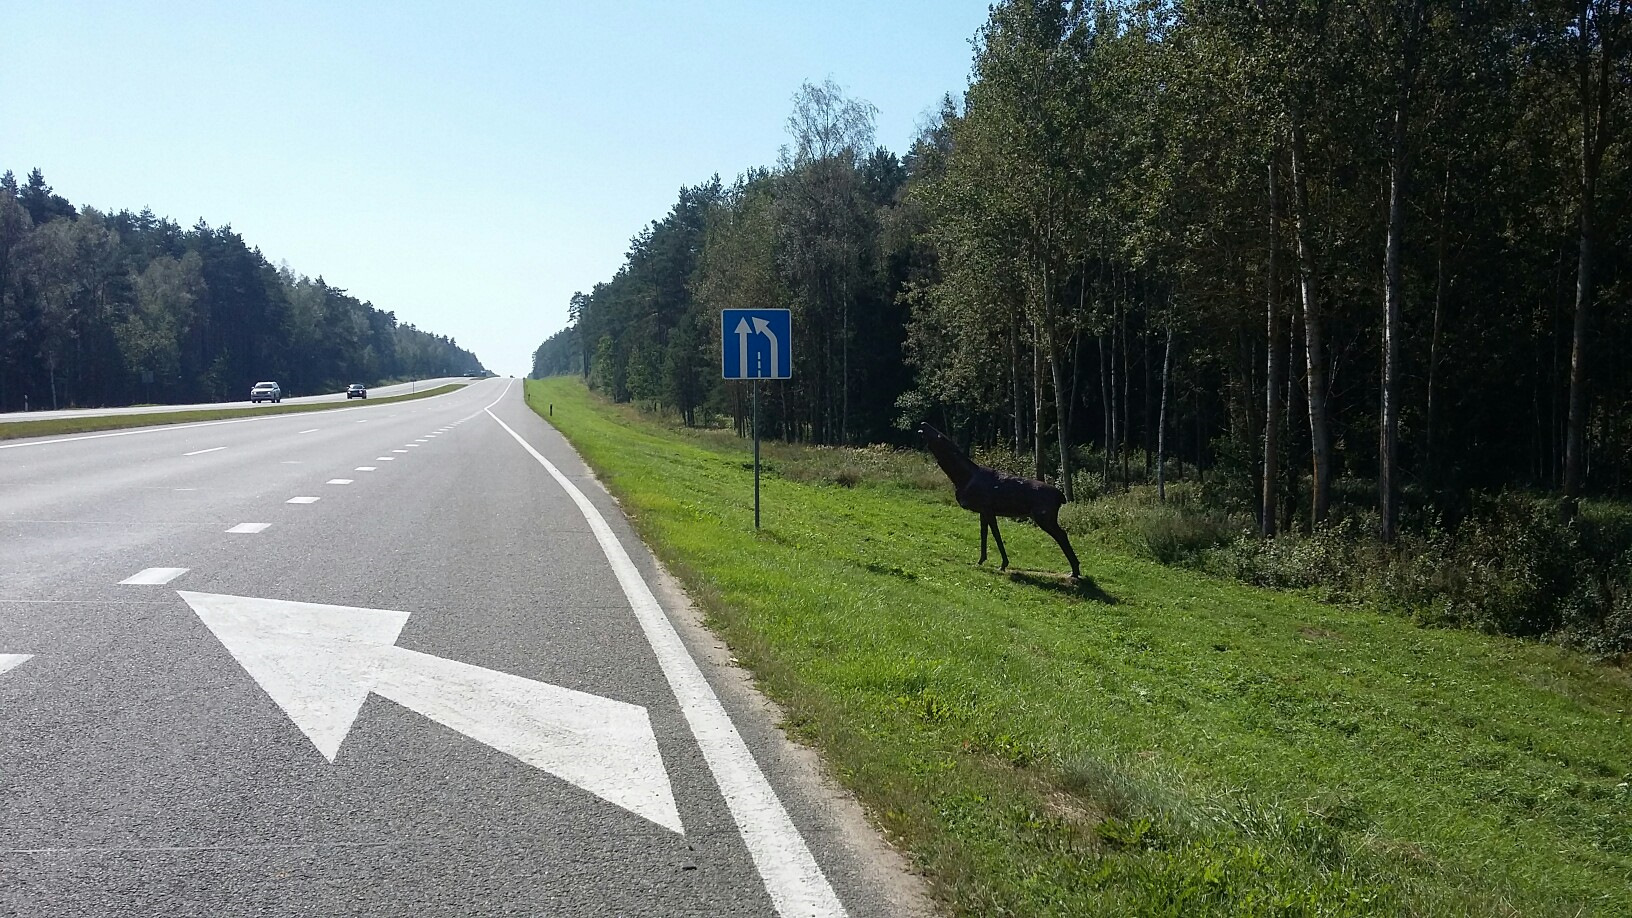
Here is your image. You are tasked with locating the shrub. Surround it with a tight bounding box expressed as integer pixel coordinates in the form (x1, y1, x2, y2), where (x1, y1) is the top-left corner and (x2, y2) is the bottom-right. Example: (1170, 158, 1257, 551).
(1139, 505, 1250, 565)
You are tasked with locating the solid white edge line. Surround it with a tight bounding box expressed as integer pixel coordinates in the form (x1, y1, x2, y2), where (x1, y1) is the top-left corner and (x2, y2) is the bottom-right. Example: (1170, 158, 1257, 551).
(485, 402, 846, 918)
(183, 446, 226, 456)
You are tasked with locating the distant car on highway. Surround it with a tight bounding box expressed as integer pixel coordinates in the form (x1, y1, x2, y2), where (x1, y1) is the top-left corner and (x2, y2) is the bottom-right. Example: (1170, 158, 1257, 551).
(346, 383, 367, 399)
(250, 381, 282, 403)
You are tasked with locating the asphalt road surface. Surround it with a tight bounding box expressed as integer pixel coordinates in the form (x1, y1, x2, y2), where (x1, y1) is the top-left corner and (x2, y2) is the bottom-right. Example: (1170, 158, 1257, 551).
(0, 377, 477, 424)
(0, 379, 926, 918)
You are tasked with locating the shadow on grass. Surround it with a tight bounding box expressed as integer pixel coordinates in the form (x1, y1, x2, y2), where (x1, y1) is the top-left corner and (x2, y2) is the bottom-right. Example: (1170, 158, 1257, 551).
(1005, 569, 1119, 604)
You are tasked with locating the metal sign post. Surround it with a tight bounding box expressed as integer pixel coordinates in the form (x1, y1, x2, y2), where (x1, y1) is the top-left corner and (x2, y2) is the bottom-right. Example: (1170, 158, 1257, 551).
(752, 380, 761, 529)
(722, 309, 791, 530)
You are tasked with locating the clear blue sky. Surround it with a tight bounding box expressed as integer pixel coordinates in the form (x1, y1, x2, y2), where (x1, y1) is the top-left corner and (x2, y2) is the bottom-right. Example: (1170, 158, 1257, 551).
(1, 2, 992, 377)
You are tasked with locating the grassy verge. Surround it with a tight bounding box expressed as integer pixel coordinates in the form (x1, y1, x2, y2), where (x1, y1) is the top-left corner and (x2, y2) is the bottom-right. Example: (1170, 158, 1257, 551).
(0, 384, 466, 441)
(528, 377, 1632, 917)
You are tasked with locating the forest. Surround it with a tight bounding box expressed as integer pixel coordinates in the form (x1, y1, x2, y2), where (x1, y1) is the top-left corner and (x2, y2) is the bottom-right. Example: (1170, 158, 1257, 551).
(535, 0, 1630, 651)
(0, 168, 485, 412)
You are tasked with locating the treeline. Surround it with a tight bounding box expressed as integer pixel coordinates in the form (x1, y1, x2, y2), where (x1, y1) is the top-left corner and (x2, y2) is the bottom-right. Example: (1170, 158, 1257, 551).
(0, 168, 485, 411)
(539, 0, 1630, 538)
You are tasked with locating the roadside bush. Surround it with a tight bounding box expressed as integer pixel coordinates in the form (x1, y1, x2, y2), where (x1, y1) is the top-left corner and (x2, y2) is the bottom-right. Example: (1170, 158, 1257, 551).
(1433, 494, 1585, 636)
(1139, 505, 1249, 565)
(1209, 518, 1373, 598)
(1199, 491, 1632, 656)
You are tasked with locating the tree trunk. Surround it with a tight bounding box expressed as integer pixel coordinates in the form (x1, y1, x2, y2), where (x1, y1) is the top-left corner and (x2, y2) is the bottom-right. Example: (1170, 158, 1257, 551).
(1100, 333, 1112, 488)
(1290, 115, 1332, 525)
(1564, 187, 1595, 501)
(1010, 319, 1023, 454)
(1563, 0, 1623, 503)
(1380, 73, 1411, 544)
(1120, 288, 1131, 490)
(1050, 331, 1073, 500)
(841, 278, 850, 446)
(1263, 151, 1284, 537)
(1044, 265, 1074, 500)
(1426, 162, 1450, 486)
(1109, 303, 1120, 487)
(1143, 320, 1152, 479)
(1287, 297, 1307, 531)
(1158, 324, 1174, 501)
(1033, 324, 1044, 480)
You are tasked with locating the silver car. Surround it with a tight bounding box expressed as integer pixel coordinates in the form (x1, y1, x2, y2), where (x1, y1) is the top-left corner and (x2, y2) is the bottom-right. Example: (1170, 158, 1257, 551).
(250, 381, 282, 403)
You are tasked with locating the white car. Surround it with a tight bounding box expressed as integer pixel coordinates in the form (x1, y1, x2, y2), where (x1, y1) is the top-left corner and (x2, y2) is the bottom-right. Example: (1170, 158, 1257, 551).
(250, 381, 282, 403)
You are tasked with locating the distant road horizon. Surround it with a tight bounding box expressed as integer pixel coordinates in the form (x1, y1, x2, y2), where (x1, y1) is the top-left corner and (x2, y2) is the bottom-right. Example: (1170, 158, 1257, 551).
(0, 377, 481, 424)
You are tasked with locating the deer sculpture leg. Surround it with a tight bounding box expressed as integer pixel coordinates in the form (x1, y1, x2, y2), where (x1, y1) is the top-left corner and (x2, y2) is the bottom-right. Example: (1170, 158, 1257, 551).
(982, 513, 1010, 570)
(1034, 510, 1081, 579)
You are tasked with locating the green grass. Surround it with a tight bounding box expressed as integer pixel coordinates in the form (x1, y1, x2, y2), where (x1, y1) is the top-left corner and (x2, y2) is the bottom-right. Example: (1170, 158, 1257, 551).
(527, 377, 1632, 917)
(0, 384, 466, 441)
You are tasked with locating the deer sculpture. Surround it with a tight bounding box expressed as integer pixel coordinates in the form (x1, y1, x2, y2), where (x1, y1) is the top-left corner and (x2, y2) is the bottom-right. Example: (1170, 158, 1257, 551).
(918, 422, 1081, 580)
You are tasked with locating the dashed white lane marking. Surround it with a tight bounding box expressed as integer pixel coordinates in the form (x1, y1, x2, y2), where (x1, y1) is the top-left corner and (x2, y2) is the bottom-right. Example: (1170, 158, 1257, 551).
(376, 457, 395, 461)
(0, 654, 31, 676)
(355, 467, 376, 472)
(183, 446, 225, 456)
(392, 449, 408, 453)
(227, 523, 270, 534)
(286, 496, 319, 504)
(406, 444, 421, 448)
(281, 461, 302, 465)
(121, 568, 189, 585)
(414, 439, 429, 443)
(326, 479, 353, 485)
(298, 429, 320, 434)
(485, 405, 846, 918)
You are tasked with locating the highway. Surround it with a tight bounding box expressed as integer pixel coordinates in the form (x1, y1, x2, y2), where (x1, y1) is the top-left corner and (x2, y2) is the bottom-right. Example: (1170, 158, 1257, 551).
(0, 379, 922, 917)
(0, 377, 478, 424)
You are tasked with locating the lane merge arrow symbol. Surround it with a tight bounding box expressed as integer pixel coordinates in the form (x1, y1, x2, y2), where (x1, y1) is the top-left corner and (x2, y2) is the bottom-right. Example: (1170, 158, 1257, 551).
(751, 317, 780, 379)
(0, 654, 32, 677)
(178, 591, 682, 833)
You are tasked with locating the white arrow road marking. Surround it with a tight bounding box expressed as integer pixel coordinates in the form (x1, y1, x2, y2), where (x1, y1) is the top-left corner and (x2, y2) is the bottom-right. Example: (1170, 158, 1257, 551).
(121, 567, 189, 585)
(0, 654, 32, 676)
(177, 591, 682, 834)
(485, 408, 846, 917)
(752, 317, 780, 378)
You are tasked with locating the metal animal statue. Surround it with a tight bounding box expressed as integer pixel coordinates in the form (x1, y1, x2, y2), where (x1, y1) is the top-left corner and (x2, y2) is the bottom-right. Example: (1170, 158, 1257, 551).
(918, 422, 1081, 579)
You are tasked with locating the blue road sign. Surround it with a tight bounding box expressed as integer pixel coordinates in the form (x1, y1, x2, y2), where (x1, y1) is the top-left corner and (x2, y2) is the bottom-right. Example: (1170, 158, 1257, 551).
(721, 309, 792, 380)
